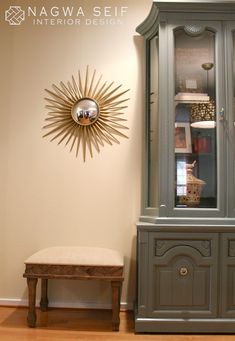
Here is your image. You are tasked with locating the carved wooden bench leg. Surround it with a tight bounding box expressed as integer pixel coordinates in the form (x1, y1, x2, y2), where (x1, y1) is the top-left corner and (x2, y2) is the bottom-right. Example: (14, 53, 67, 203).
(27, 278, 38, 328)
(40, 279, 49, 312)
(111, 280, 122, 331)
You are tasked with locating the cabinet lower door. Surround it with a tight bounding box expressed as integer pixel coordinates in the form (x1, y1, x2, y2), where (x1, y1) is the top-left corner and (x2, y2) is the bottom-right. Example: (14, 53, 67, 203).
(148, 232, 218, 318)
(221, 233, 235, 317)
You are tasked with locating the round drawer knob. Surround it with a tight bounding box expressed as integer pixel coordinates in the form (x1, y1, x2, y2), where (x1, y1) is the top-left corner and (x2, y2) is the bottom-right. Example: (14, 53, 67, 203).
(179, 266, 188, 276)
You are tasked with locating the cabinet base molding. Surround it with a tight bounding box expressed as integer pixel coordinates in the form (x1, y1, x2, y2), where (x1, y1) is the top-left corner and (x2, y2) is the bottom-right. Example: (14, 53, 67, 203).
(135, 317, 235, 333)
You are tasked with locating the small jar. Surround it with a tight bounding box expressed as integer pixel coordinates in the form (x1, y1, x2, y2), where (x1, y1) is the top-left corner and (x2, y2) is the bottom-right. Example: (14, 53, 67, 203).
(179, 162, 206, 207)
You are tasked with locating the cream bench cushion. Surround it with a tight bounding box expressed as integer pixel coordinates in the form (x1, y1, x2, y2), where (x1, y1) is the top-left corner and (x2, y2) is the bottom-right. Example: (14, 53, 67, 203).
(25, 246, 124, 267)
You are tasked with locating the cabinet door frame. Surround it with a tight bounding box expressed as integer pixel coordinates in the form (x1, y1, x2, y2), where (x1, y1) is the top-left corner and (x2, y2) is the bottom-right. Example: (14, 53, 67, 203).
(148, 232, 219, 318)
(225, 22, 235, 218)
(158, 20, 226, 218)
(220, 233, 235, 317)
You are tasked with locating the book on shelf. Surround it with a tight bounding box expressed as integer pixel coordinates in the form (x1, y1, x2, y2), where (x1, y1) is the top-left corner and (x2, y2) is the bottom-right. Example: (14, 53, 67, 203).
(175, 92, 210, 101)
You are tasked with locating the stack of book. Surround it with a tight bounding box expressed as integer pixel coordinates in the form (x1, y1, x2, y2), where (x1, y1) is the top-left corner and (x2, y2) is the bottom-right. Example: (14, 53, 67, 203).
(175, 92, 210, 102)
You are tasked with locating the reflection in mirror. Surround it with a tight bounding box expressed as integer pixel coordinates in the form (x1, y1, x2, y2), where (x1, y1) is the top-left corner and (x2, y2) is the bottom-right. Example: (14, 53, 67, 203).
(71, 98, 99, 126)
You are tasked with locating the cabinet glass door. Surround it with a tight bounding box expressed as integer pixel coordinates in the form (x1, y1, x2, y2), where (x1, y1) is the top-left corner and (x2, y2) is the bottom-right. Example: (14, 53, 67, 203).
(174, 26, 217, 209)
(229, 26, 235, 216)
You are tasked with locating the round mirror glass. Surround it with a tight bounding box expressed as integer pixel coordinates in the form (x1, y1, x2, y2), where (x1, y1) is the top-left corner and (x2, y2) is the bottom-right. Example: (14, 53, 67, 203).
(71, 98, 99, 126)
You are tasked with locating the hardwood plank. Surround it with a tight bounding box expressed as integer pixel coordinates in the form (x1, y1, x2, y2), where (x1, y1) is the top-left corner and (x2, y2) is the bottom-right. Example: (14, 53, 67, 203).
(0, 307, 235, 341)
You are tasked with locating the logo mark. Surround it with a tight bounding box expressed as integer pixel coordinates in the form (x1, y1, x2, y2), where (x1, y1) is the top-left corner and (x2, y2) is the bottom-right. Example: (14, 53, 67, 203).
(5, 6, 25, 25)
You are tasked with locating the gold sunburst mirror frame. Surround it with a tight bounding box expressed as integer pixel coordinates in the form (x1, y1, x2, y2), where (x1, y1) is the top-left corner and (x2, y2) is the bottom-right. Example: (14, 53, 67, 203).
(43, 66, 130, 161)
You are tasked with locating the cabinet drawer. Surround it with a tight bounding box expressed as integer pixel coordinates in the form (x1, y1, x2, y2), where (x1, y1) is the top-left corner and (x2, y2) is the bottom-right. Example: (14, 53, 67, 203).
(148, 232, 218, 318)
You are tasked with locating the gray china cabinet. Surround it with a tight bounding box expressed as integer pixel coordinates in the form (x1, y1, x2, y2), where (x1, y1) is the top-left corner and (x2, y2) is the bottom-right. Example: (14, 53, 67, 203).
(135, 1, 235, 333)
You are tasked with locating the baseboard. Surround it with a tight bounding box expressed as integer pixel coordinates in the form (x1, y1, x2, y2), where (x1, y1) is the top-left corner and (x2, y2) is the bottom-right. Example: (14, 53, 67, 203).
(0, 298, 133, 311)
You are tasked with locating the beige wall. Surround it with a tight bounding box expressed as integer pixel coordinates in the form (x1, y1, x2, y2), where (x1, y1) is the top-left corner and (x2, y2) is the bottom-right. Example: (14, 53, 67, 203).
(0, 0, 151, 308)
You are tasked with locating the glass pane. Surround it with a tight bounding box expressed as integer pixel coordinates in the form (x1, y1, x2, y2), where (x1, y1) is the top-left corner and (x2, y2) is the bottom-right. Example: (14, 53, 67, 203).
(147, 36, 159, 207)
(174, 27, 217, 208)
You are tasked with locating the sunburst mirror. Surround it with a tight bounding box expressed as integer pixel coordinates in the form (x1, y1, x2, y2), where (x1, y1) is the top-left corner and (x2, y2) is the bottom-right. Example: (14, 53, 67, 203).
(43, 66, 129, 161)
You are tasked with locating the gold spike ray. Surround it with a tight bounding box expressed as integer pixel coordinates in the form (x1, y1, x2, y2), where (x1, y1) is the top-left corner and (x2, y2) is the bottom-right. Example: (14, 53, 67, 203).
(43, 66, 129, 161)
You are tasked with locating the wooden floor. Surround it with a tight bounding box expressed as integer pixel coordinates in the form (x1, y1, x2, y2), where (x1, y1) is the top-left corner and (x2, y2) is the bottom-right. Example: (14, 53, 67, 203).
(1, 307, 235, 341)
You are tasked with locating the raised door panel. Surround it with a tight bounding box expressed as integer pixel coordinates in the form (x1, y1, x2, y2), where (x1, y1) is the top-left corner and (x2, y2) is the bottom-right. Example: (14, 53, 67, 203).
(148, 232, 218, 318)
(221, 233, 235, 317)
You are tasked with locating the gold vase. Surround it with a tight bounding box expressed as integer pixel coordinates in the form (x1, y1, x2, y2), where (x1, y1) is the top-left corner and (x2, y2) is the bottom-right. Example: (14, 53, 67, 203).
(179, 162, 206, 207)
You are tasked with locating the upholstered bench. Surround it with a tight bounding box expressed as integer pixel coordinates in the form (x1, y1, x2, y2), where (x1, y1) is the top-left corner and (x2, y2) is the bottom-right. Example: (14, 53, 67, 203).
(23, 246, 124, 331)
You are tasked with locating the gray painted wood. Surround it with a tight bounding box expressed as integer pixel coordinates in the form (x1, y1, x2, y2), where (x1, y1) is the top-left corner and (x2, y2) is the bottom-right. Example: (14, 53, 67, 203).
(135, 225, 235, 332)
(135, 0, 235, 333)
(137, 1, 235, 220)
